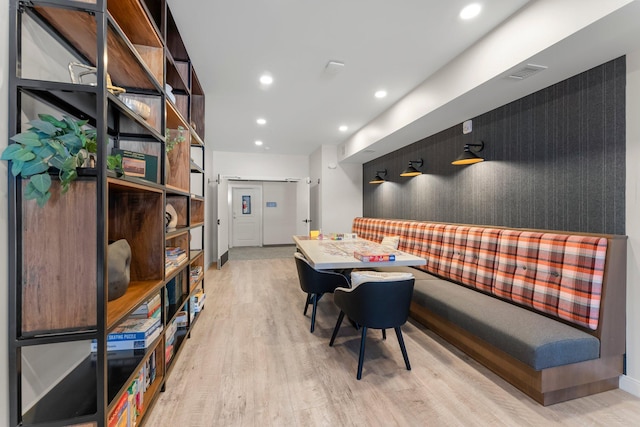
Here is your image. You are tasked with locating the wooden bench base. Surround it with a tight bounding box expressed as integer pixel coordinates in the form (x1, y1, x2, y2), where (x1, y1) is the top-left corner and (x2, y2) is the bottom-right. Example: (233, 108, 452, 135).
(410, 303, 623, 405)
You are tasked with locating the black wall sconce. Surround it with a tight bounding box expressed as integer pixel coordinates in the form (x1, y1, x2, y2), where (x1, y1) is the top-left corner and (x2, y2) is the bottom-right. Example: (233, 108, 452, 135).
(369, 169, 387, 184)
(452, 141, 485, 165)
(400, 159, 423, 177)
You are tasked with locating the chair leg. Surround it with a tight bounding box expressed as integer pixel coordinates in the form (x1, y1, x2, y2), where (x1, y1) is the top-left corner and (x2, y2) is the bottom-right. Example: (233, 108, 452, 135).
(303, 294, 311, 316)
(310, 294, 318, 333)
(329, 311, 345, 346)
(357, 326, 368, 380)
(395, 327, 411, 371)
(382, 329, 386, 340)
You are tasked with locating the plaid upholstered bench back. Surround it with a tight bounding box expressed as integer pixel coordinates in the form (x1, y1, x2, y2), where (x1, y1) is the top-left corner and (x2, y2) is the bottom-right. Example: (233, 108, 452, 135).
(352, 217, 608, 331)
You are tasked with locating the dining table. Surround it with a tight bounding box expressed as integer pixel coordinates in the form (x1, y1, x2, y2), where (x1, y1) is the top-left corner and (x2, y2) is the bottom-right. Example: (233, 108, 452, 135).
(292, 235, 426, 270)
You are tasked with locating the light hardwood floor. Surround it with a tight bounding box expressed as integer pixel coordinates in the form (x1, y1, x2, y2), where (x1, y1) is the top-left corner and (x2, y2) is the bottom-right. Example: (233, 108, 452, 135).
(144, 258, 640, 426)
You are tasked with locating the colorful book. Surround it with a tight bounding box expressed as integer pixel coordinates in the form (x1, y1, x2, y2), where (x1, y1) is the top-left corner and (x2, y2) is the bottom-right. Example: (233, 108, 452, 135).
(108, 316, 161, 341)
(353, 251, 396, 262)
(108, 391, 129, 427)
(130, 294, 162, 318)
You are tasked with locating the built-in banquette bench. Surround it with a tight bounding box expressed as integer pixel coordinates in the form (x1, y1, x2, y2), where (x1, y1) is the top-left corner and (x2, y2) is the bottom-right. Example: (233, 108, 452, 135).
(352, 217, 626, 405)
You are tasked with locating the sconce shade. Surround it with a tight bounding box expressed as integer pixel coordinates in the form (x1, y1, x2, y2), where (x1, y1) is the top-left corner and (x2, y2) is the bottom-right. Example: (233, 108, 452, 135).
(452, 141, 485, 165)
(369, 169, 387, 184)
(400, 159, 423, 177)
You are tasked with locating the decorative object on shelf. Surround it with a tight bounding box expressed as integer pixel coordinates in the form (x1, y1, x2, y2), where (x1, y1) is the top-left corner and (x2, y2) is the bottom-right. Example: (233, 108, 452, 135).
(165, 126, 186, 182)
(165, 84, 176, 103)
(369, 169, 387, 184)
(112, 149, 159, 183)
(1, 114, 97, 206)
(119, 95, 151, 120)
(1, 113, 126, 206)
(165, 203, 178, 230)
(166, 126, 186, 152)
(452, 141, 485, 165)
(68, 62, 126, 95)
(107, 239, 132, 301)
(400, 159, 423, 177)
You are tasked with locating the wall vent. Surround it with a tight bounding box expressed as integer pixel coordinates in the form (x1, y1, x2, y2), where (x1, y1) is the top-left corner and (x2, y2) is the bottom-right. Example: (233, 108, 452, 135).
(507, 64, 547, 80)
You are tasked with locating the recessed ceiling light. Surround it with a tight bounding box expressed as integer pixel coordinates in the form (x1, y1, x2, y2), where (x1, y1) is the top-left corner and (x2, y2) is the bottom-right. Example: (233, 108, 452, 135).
(374, 90, 387, 99)
(339, 125, 348, 132)
(259, 74, 273, 85)
(256, 118, 267, 125)
(460, 3, 481, 20)
(255, 140, 263, 146)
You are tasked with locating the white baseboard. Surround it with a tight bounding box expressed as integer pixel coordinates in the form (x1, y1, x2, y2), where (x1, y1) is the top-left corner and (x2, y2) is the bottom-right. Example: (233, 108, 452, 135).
(620, 374, 640, 398)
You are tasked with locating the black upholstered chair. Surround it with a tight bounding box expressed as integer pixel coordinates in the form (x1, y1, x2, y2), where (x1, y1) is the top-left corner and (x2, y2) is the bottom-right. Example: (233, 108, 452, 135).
(294, 252, 350, 333)
(329, 274, 415, 379)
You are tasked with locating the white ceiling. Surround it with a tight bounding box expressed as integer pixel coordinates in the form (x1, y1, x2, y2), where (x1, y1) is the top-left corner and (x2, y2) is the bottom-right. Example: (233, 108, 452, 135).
(169, 0, 529, 157)
(169, 0, 640, 164)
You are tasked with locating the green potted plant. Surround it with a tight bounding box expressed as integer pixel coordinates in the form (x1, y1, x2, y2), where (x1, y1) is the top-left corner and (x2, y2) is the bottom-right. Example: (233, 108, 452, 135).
(1, 114, 121, 207)
(165, 125, 185, 181)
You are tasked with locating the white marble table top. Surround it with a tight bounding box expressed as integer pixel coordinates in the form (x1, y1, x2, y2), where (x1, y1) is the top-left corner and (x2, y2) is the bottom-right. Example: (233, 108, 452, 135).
(292, 235, 426, 270)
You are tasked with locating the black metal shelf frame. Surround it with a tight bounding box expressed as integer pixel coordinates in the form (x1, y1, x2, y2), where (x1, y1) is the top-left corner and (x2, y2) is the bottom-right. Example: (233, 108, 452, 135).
(8, 1, 206, 425)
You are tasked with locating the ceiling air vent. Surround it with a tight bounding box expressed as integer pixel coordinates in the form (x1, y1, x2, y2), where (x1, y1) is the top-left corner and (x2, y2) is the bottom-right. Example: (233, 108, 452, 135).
(507, 64, 547, 80)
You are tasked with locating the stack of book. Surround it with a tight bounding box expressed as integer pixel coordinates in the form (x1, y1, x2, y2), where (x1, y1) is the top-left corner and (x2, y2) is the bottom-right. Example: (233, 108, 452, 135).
(190, 265, 203, 285)
(191, 291, 206, 313)
(166, 246, 187, 270)
(165, 320, 177, 364)
(92, 316, 162, 352)
(130, 293, 161, 319)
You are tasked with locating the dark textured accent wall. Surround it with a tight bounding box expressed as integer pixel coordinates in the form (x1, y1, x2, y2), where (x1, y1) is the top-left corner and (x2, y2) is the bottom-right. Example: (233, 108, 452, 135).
(363, 57, 625, 235)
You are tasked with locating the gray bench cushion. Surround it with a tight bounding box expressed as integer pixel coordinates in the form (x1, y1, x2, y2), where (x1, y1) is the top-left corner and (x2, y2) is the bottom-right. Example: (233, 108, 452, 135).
(413, 279, 600, 370)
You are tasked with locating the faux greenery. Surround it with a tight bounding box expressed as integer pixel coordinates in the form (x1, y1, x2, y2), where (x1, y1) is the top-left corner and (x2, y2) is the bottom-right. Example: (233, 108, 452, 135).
(1, 114, 119, 207)
(166, 126, 186, 152)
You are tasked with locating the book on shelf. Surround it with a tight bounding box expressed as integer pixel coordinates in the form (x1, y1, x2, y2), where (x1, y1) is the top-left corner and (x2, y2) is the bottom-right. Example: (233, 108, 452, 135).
(92, 326, 162, 351)
(167, 253, 188, 263)
(174, 311, 188, 328)
(130, 293, 161, 318)
(108, 316, 161, 341)
(353, 251, 396, 262)
(192, 291, 206, 313)
(108, 391, 129, 427)
(191, 265, 203, 278)
(166, 246, 186, 256)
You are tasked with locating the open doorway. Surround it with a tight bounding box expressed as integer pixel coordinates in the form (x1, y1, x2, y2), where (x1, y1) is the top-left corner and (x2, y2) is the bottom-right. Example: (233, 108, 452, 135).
(217, 177, 310, 268)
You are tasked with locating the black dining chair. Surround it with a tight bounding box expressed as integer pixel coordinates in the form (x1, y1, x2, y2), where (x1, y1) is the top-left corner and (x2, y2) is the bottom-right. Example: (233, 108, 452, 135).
(329, 276, 415, 379)
(294, 252, 350, 333)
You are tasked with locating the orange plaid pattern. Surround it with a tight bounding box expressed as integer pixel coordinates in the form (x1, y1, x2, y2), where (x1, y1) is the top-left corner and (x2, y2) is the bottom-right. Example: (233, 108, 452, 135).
(352, 218, 607, 330)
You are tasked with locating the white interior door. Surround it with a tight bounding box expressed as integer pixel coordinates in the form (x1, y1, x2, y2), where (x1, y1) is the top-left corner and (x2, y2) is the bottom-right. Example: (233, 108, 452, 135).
(231, 186, 262, 247)
(296, 178, 311, 236)
(217, 174, 229, 268)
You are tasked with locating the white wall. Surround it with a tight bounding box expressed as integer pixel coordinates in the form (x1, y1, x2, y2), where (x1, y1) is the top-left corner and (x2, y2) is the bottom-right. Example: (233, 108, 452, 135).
(320, 145, 362, 233)
(1, 0, 9, 422)
(263, 181, 297, 245)
(622, 49, 640, 396)
(309, 147, 322, 229)
(210, 151, 310, 259)
(213, 151, 309, 178)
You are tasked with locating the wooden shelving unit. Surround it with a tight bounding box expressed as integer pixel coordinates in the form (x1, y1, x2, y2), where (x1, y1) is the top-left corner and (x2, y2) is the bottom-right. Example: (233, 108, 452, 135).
(7, 1, 206, 426)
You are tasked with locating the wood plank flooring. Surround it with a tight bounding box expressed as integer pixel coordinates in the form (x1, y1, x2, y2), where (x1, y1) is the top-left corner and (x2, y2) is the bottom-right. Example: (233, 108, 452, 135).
(144, 258, 640, 426)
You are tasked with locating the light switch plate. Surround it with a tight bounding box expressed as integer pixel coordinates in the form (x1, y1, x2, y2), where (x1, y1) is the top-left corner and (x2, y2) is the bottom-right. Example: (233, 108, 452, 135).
(463, 120, 472, 134)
